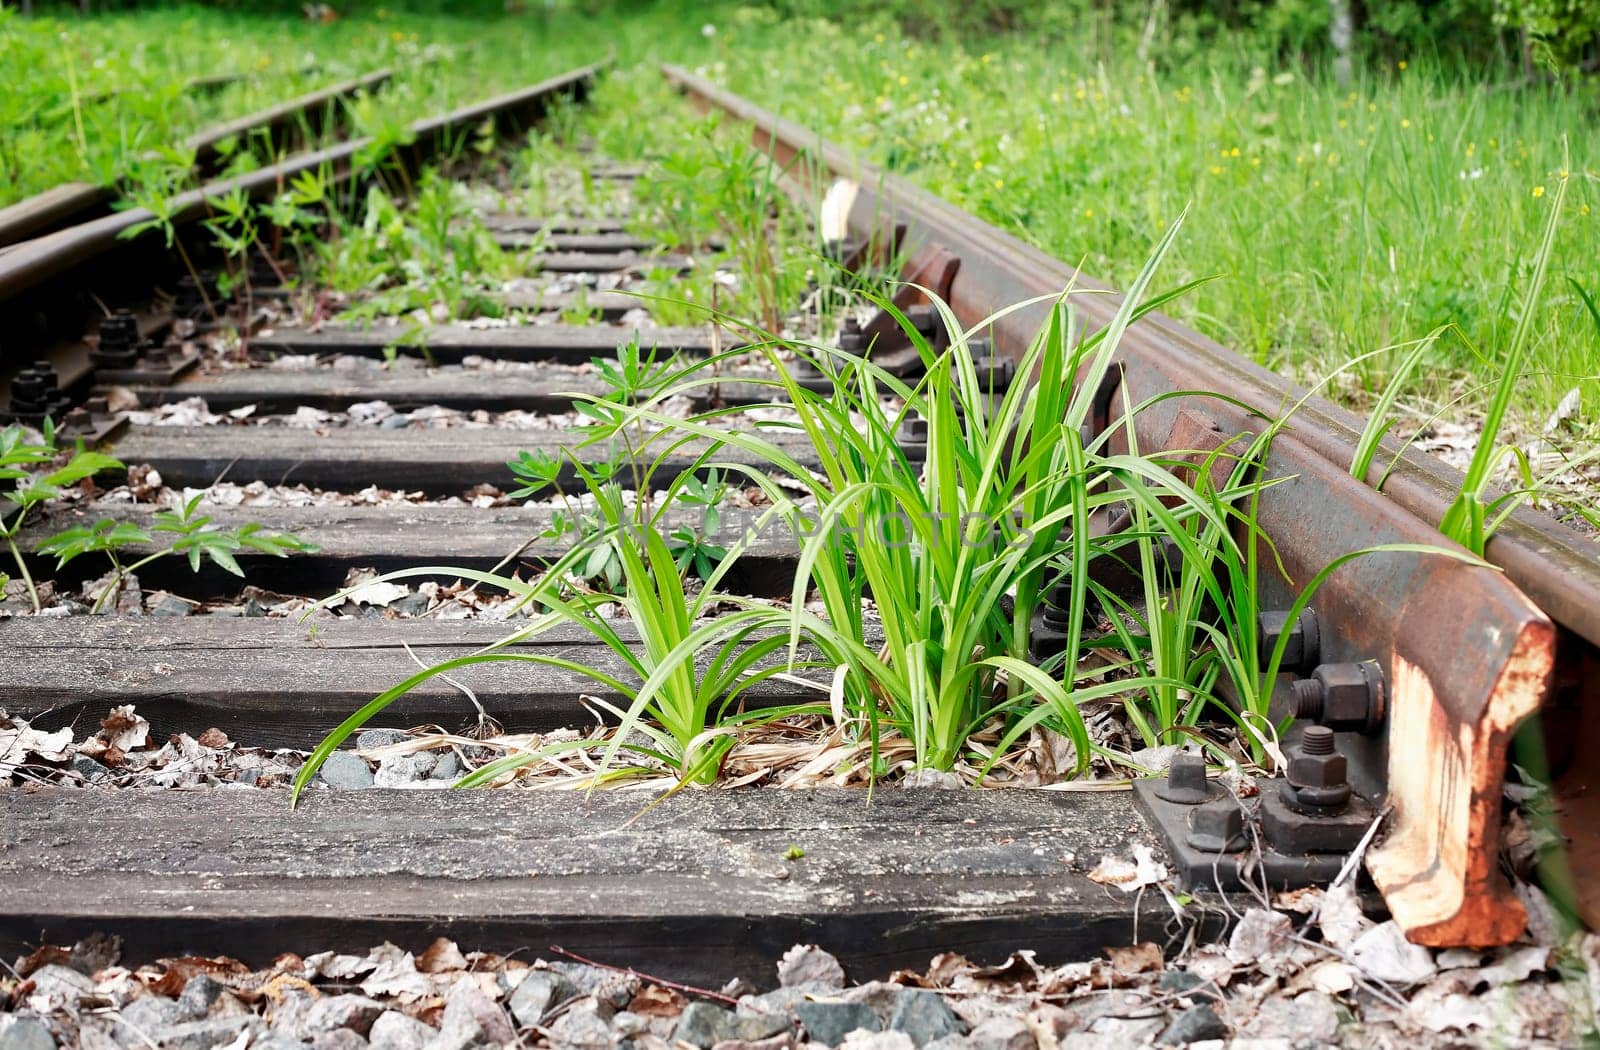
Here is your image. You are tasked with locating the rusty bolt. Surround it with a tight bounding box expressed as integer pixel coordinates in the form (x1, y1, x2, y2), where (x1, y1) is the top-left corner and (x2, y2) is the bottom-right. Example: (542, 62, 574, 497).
(1156, 752, 1218, 805)
(1257, 608, 1320, 674)
(1290, 661, 1385, 735)
(1284, 726, 1351, 811)
(1185, 797, 1246, 853)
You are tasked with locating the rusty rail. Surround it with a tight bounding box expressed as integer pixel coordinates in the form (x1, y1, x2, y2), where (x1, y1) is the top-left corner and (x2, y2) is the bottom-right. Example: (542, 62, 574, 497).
(664, 64, 1600, 945)
(0, 70, 394, 249)
(0, 62, 602, 301)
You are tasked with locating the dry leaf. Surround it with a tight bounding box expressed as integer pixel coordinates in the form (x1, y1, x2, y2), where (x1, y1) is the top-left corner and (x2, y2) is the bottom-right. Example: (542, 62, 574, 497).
(1104, 943, 1163, 976)
(416, 938, 469, 974)
(627, 985, 685, 1018)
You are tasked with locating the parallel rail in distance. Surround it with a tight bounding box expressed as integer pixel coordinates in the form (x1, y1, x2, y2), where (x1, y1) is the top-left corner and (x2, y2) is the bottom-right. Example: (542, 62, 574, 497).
(0, 62, 604, 302)
(0, 69, 395, 250)
(664, 63, 1600, 945)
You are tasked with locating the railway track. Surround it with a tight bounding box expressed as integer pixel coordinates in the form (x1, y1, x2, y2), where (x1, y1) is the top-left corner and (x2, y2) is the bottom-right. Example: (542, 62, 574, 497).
(0, 57, 1596, 1004)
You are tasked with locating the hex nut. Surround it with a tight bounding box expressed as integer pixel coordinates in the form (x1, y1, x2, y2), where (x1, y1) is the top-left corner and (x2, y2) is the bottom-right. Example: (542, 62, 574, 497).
(1185, 798, 1246, 853)
(1315, 662, 1385, 734)
(1287, 750, 1347, 790)
(1257, 608, 1320, 674)
(1156, 752, 1219, 805)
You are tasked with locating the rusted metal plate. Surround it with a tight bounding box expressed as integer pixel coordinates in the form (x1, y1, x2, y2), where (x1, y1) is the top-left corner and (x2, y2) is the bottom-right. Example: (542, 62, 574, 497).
(665, 64, 1586, 943)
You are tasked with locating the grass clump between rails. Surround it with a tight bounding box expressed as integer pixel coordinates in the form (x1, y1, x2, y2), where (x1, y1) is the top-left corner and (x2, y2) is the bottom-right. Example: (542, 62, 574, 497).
(291, 218, 1482, 802)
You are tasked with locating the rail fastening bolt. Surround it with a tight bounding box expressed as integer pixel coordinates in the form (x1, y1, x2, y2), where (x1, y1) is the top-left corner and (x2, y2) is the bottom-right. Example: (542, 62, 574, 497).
(1257, 608, 1320, 674)
(1186, 797, 1247, 853)
(1289, 661, 1385, 734)
(1156, 751, 1218, 805)
(1284, 725, 1352, 812)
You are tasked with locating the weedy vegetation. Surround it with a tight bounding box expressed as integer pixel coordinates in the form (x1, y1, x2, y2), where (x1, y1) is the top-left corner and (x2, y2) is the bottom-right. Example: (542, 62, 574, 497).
(1, 424, 314, 613)
(294, 214, 1481, 798)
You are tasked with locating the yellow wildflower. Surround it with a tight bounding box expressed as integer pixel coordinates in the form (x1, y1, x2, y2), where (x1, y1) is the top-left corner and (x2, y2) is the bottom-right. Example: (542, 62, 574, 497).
(994, 179, 1004, 189)
(1532, 186, 1545, 198)
(1398, 60, 1408, 70)
(1400, 118, 1411, 128)
(973, 159, 984, 171)
(898, 75, 908, 86)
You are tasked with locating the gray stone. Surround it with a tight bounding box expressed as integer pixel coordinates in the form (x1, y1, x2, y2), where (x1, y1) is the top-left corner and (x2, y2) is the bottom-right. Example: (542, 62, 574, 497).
(776, 945, 845, 990)
(26, 965, 94, 1006)
(375, 753, 435, 787)
(508, 970, 578, 1027)
(1157, 1005, 1228, 1045)
(840, 1033, 915, 1050)
(796, 1001, 880, 1046)
(389, 593, 432, 617)
(839, 982, 901, 1018)
(0, 1017, 56, 1050)
(425, 981, 515, 1050)
(369, 1011, 436, 1050)
(306, 994, 386, 1036)
(431, 751, 463, 781)
(1241, 994, 1339, 1045)
(317, 751, 375, 790)
(176, 975, 225, 1020)
(674, 1002, 740, 1048)
(887, 991, 964, 1047)
(732, 1009, 794, 1042)
(71, 756, 113, 783)
(611, 1012, 649, 1038)
(314, 1031, 370, 1050)
(711, 1035, 798, 1050)
(1156, 971, 1217, 1002)
(366, 1011, 435, 1050)
(922, 1036, 969, 1050)
(967, 1016, 1032, 1050)
(114, 995, 184, 1041)
(736, 987, 810, 1020)
(149, 594, 193, 617)
(157, 1016, 263, 1050)
(544, 1002, 616, 1050)
(357, 729, 409, 750)
(552, 963, 637, 1009)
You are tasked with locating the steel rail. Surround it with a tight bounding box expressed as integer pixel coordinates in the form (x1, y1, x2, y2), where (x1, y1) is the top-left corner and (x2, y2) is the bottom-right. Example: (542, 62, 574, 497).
(0, 62, 603, 302)
(0, 70, 395, 249)
(664, 64, 1599, 944)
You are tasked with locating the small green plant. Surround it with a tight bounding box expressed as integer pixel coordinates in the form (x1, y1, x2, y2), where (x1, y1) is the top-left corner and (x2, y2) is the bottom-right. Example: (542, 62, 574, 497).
(1437, 164, 1570, 555)
(667, 469, 730, 582)
(291, 466, 816, 802)
(630, 117, 812, 332)
(40, 492, 318, 613)
(558, 289, 600, 326)
(0, 424, 120, 612)
(315, 173, 520, 324)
